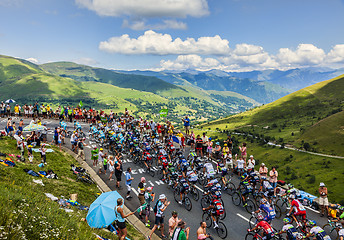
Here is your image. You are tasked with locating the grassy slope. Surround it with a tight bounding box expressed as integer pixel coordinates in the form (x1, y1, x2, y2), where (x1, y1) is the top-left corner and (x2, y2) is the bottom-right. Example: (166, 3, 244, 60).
(202, 74, 344, 155)
(0, 138, 144, 240)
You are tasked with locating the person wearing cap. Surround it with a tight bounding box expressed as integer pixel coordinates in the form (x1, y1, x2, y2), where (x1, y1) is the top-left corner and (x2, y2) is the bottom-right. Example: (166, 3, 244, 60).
(318, 182, 329, 217)
(148, 194, 170, 239)
(259, 163, 268, 178)
(212, 142, 221, 160)
(27, 144, 33, 163)
(144, 187, 155, 227)
(171, 220, 190, 240)
(97, 148, 104, 174)
(91, 146, 99, 167)
(138, 177, 146, 219)
(169, 211, 181, 237)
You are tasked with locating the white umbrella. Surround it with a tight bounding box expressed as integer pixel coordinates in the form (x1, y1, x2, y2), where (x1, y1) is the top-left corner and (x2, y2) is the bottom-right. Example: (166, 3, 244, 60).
(5, 99, 15, 103)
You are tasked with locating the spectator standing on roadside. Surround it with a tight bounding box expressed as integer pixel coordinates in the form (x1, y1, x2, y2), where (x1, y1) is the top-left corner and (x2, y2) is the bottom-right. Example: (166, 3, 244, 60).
(91, 146, 99, 167)
(259, 163, 268, 178)
(195, 135, 203, 157)
(247, 155, 255, 172)
(77, 138, 86, 161)
(114, 198, 135, 240)
(201, 133, 208, 158)
(269, 167, 278, 196)
(144, 187, 155, 227)
(224, 135, 233, 149)
(148, 194, 170, 239)
(182, 116, 190, 136)
(239, 142, 247, 162)
(138, 177, 146, 219)
(97, 148, 104, 174)
(115, 157, 123, 189)
(171, 221, 190, 240)
(125, 167, 133, 200)
(197, 222, 214, 240)
(319, 182, 329, 217)
(169, 211, 181, 238)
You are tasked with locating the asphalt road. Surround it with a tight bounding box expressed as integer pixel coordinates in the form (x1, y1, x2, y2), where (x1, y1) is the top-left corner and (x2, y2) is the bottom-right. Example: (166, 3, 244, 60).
(0, 117, 330, 240)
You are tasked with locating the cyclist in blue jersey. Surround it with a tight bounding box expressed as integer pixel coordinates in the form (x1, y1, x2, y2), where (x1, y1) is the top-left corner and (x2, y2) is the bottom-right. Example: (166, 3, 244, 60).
(256, 198, 276, 223)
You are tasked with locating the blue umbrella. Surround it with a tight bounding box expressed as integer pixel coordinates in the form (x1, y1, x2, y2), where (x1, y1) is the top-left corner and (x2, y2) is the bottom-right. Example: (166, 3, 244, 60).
(86, 191, 123, 228)
(5, 99, 15, 103)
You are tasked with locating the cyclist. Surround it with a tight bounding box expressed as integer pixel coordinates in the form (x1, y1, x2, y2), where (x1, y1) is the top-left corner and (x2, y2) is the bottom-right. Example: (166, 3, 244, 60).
(287, 194, 307, 228)
(74, 120, 82, 131)
(238, 175, 253, 207)
(174, 173, 189, 205)
(142, 147, 153, 170)
(59, 119, 67, 132)
(202, 197, 224, 229)
(98, 129, 106, 143)
(304, 220, 331, 240)
(89, 124, 99, 137)
(248, 214, 275, 240)
(203, 160, 216, 179)
(256, 198, 276, 223)
(186, 167, 198, 187)
(260, 177, 275, 203)
(277, 217, 299, 240)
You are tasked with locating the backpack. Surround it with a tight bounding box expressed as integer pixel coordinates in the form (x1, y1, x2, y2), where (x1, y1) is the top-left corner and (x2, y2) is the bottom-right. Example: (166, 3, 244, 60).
(213, 199, 224, 215)
(153, 200, 160, 214)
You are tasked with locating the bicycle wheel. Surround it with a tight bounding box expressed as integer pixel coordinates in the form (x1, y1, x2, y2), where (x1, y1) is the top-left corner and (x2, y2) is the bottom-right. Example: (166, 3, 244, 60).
(245, 233, 256, 240)
(190, 187, 200, 201)
(322, 223, 339, 240)
(276, 199, 288, 213)
(224, 182, 236, 196)
(184, 197, 192, 211)
(202, 212, 212, 228)
(245, 199, 257, 213)
(232, 192, 241, 206)
(274, 204, 282, 219)
(216, 221, 228, 239)
(174, 188, 180, 203)
(198, 175, 207, 186)
(201, 197, 211, 208)
(249, 216, 256, 229)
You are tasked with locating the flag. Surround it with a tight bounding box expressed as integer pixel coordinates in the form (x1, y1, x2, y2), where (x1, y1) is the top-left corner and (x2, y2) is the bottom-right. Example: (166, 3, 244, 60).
(78, 100, 83, 108)
(159, 109, 168, 117)
(136, 203, 147, 213)
(172, 136, 180, 144)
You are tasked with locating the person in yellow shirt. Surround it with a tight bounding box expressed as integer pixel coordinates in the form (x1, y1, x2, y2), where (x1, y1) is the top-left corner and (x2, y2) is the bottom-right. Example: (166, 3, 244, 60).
(14, 104, 20, 116)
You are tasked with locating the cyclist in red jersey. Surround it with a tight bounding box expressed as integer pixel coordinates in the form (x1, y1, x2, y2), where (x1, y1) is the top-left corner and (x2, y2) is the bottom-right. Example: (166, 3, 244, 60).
(248, 214, 275, 239)
(287, 194, 307, 227)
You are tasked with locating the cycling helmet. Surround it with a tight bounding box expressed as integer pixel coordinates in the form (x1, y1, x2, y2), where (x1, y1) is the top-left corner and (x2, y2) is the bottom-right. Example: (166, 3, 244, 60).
(308, 220, 316, 226)
(224, 144, 227, 146)
(283, 218, 291, 224)
(256, 213, 264, 221)
(145, 147, 150, 151)
(186, 166, 192, 172)
(74, 120, 76, 122)
(168, 163, 173, 167)
(260, 198, 267, 204)
(288, 183, 294, 189)
(209, 175, 214, 180)
(240, 175, 246, 180)
(261, 176, 267, 181)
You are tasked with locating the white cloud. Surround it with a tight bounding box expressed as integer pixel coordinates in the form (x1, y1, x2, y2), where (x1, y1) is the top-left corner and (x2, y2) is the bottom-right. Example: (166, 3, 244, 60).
(76, 0, 209, 18)
(160, 55, 222, 71)
(122, 19, 187, 31)
(99, 30, 230, 55)
(74, 57, 99, 66)
(326, 44, 344, 64)
(277, 44, 326, 66)
(25, 57, 39, 64)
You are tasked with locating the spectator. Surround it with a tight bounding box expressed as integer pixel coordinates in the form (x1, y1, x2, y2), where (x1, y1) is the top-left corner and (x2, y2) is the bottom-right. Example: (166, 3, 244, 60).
(189, 131, 195, 150)
(236, 154, 245, 176)
(197, 222, 214, 240)
(171, 221, 190, 240)
(144, 187, 155, 227)
(115, 157, 123, 189)
(247, 155, 255, 172)
(114, 198, 135, 240)
(102, 152, 108, 174)
(182, 116, 190, 136)
(195, 135, 203, 157)
(125, 167, 133, 200)
(201, 133, 208, 158)
(76, 138, 86, 161)
(108, 155, 115, 179)
(259, 163, 268, 178)
(91, 146, 99, 167)
(239, 142, 247, 162)
(138, 177, 146, 220)
(148, 194, 170, 239)
(169, 211, 181, 237)
(207, 137, 213, 159)
(97, 148, 104, 174)
(14, 131, 24, 157)
(40, 143, 47, 164)
(224, 135, 233, 149)
(318, 182, 329, 217)
(269, 167, 278, 196)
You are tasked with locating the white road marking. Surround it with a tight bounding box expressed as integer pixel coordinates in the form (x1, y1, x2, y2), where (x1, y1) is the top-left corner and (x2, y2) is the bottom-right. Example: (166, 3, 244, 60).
(148, 181, 154, 186)
(305, 206, 320, 214)
(85, 146, 91, 149)
(155, 180, 165, 185)
(131, 169, 138, 175)
(132, 188, 139, 196)
(237, 213, 255, 225)
(138, 168, 145, 174)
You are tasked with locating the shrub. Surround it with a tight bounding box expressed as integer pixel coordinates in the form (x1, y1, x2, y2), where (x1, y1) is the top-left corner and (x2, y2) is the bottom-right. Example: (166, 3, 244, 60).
(307, 175, 316, 184)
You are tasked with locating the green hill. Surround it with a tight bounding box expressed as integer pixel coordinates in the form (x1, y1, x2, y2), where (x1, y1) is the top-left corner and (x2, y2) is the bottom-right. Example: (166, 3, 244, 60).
(41, 62, 182, 94)
(202, 74, 344, 155)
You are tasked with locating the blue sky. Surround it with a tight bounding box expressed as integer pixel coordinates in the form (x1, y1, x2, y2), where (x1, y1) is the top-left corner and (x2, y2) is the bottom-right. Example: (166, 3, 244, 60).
(0, 0, 343, 71)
